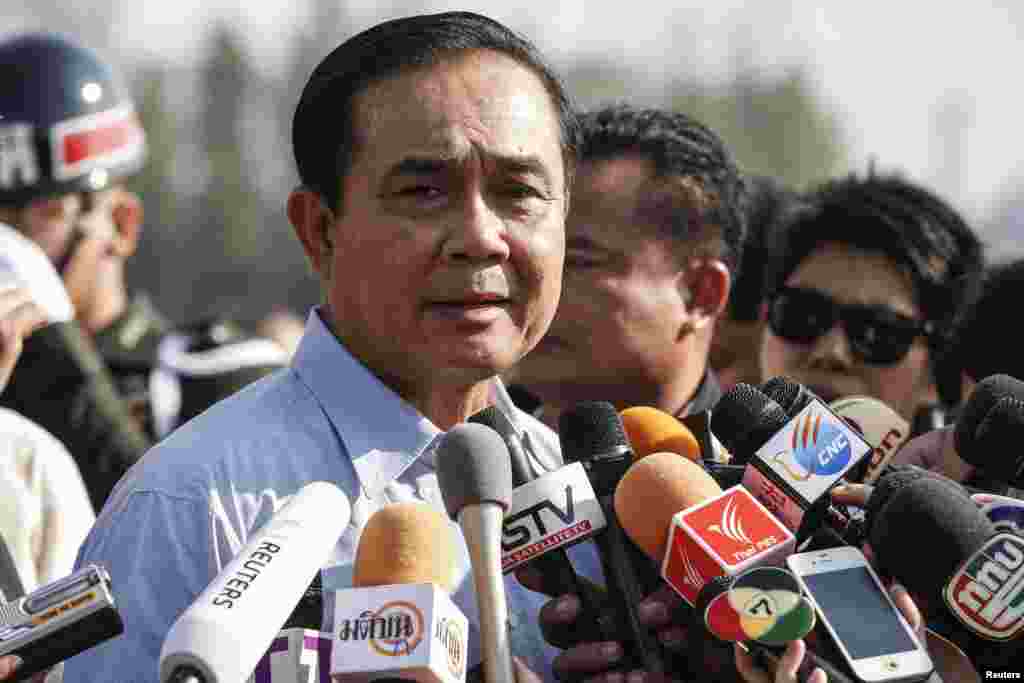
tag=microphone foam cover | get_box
[710,384,788,464]
[619,406,702,462]
[869,476,994,600]
[955,374,1024,457]
[559,401,630,464]
[436,422,513,517]
[468,405,514,438]
[613,451,722,561]
[962,396,1024,482]
[760,376,820,418]
[354,502,460,593]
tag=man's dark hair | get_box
[728,175,798,321]
[950,258,1024,383]
[767,171,986,404]
[576,104,747,273]
[292,11,579,212]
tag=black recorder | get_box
[0,564,123,680]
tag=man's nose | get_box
[807,322,855,371]
[440,192,510,263]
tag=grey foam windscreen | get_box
[436,422,513,519]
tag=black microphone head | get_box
[760,376,821,418]
[960,395,1024,485]
[866,464,934,535]
[558,401,631,464]
[869,476,994,602]
[469,406,532,486]
[437,423,513,519]
[955,374,1024,457]
[282,571,323,630]
[710,383,788,464]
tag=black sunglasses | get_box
[767,286,934,366]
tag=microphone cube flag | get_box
[330,583,468,683]
[944,532,1024,641]
[742,399,871,532]
[501,462,607,573]
[248,629,333,683]
[662,486,794,607]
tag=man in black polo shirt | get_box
[511,105,744,427]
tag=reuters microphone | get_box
[331,502,468,683]
[160,482,351,683]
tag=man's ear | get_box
[111,189,143,257]
[288,187,334,276]
[679,258,731,334]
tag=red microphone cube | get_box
[661,486,795,606]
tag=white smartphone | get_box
[787,546,933,683]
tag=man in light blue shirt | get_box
[66,11,594,683]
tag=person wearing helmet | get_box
[0,33,287,507]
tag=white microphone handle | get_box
[459,503,516,683]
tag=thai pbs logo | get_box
[771,409,853,481]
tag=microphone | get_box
[160,482,351,683]
[613,453,793,607]
[436,423,515,683]
[712,383,872,537]
[868,476,1024,648]
[468,408,603,603]
[331,502,467,683]
[619,407,701,462]
[827,396,911,484]
[559,402,668,675]
[955,375,1024,488]
[247,573,332,683]
[613,453,845,683]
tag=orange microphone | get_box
[619,407,702,462]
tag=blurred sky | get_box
[9,0,1024,225]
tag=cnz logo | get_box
[772,410,851,481]
[502,485,576,552]
[945,533,1024,640]
[338,601,425,656]
[435,616,465,678]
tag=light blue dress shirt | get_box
[64,307,602,683]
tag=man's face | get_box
[515,156,692,405]
[320,50,567,388]
[760,243,934,420]
[7,186,138,318]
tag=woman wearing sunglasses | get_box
[759,171,984,422]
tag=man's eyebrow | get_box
[493,154,552,180]
[386,157,450,177]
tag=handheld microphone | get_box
[160,482,351,683]
[613,454,843,683]
[468,408,604,606]
[713,384,872,536]
[869,476,1024,647]
[559,402,667,675]
[619,407,702,462]
[955,375,1024,488]
[331,502,467,683]
[827,396,911,484]
[436,423,515,683]
[0,563,122,680]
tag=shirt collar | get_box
[291,307,442,499]
[678,368,723,417]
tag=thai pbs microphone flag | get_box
[742,399,871,532]
[662,486,795,607]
